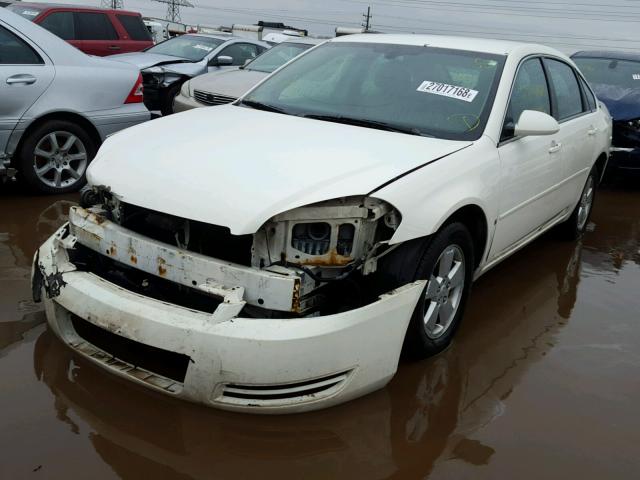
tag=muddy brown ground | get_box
[1,183,639,480]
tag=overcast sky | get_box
[35,0,640,53]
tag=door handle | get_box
[6,74,36,85]
[108,45,121,50]
[587,127,598,136]
[548,142,562,154]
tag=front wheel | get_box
[380,223,475,359]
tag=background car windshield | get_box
[243,42,505,140]
[574,57,640,90]
[246,42,313,73]
[146,35,224,61]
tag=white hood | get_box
[88,106,470,234]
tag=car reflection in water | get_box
[32,224,588,479]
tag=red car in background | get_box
[6,2,153,55]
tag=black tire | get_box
[558,169,597,240]
[18,120,97,195]
[160,83,182,116]
[379,222,475,359]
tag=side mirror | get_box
[213,55,233,66]
[514,110,560,138]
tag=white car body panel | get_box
[88,105,470,234]
[35,34,611,413]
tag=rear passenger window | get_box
[0,25,43,64]
[39,12,75,40]
[545,59,584,120]
[579,77,597,111]
[116,15,152,41]
[74,12,118,40]
[502,58,551,140]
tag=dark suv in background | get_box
[7,2,153,55]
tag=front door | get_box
[490,57,564,259]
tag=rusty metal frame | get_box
[69,206,310,312]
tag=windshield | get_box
[6,4,46,19]
[246,42,314,73]
[242,42,505,140]
[574,57,640,90]
[146,35,224,61]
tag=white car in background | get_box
[174,37,323,111]
[0,8,149,193]
[34,34,610,413]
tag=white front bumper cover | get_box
[34,218,425,414]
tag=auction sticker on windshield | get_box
[193,45,214,52]
[417,81,479,102]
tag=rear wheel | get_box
[18,120,96,194]
[558,169,596,240]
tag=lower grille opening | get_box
[71,315,190,383]
[221,371,350,403]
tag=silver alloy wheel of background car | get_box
[577,175,595,231]
[33,131,88,189]
[423,245,466,339]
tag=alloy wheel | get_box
[423,244,466,339]
[577,175,595,231]
[33,131,88,190]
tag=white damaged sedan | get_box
[33,34,611,413]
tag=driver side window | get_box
[502,58,551,141]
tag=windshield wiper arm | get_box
[303,114,428,137]
[239,99,287,114]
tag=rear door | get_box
[0,23,54,154]
[543,58,594,210]
[114,13,153,53]
[73,11,120,56]
[490,57,564,258]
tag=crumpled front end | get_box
[32,204,424,413]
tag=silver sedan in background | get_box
[174,37,323,112]
[0,8,149,194]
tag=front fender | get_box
[372,137,500,250]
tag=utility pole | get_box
[362,6,372,32]
[101,0,124,8]
[152,0,194,23]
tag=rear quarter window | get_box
[0,25,43,64]
[116,14,152,41]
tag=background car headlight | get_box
[180,80,192,98]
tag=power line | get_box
[152,0,194,22]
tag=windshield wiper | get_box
[239,99,287,114]
[303,114,429,137]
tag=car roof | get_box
[9,1,142,14]
[572,50,640,62]
[280,36,324,46]
[330,33,561,57]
